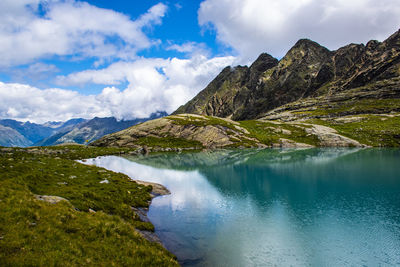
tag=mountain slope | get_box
[93,30,400,149]
[0,120,56,144]
[0,118,85,147]
[92,113,371,150]
[0,125,32,147]
[92,111,400,149]
[173,29,400,121]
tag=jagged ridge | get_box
[173,29,400,120]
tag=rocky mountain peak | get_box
[293,38,323,49]
[383,28,400,47]
[173,29,400,121]
[249,53,278,72]
[366,40,380,50]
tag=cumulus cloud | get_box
[11,63,59,84]
[199,0,400,61]
[166,41,210,56]
[57,55,236,118]
[0,82,108,123]
[0,0,167,67]
[0,55,235,123]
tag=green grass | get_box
[308,115,400,147]
[168,115,239,131]
[299,99,400,117]
[33,145,135,160]
[239,120,320,146]
[135,136,203,149]
[0,146,178,266]
[152,116,321,147]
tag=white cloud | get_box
[0,0,167,67]
[11,63,59,83]
[58,55,236,119]
[199,0,400,62]
[166,41,210,57]
[0,55,235,123]
[0,82,108,123]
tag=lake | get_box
[84,148,400,266]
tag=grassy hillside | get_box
[0,145,178,266]
[92,111,400,149]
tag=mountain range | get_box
[93,29,400,149]
[0,118,84,147]
[0,112,167,147]
[174,30,400,120]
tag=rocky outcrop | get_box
[303,124,364,147]
[92,114,266,150]
[92,113,369,149]
[135,180,171,197]
[35,195,69,204]
[173,29,400,121]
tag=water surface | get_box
[85,148,400,266]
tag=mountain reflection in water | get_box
[84,148,400,266]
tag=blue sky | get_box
[0,0,399,123]
[1,0,228,94]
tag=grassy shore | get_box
[0,145,178,266]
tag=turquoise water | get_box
[85,149,400,266]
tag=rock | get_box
[141,146,149,155]
[304,124,364,147]
[35,195,69,204]
[278,138,314,148]
[136,230,164,246]
[91,115,266,149]
[334,116,365,123]
[99,179,109,184]
[135,180,170,197]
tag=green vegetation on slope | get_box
[308,115,400,147]
[93,109,400,150]
[0,146,178,266]
[168,115,238,130]
[135,136,203,149]
[293,99,400,118]
[239,120,320,146]
[159,116,321,147]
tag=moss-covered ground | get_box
[0,145,178,266]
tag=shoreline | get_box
[133,179,171,246]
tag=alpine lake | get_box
[84,148,400,266]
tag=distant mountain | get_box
[0,119,55,144]
[0,125,32,147]
[42,118,86,129]
[173,29,400,120]
[0,118,85,147]
[35,112,168,146]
